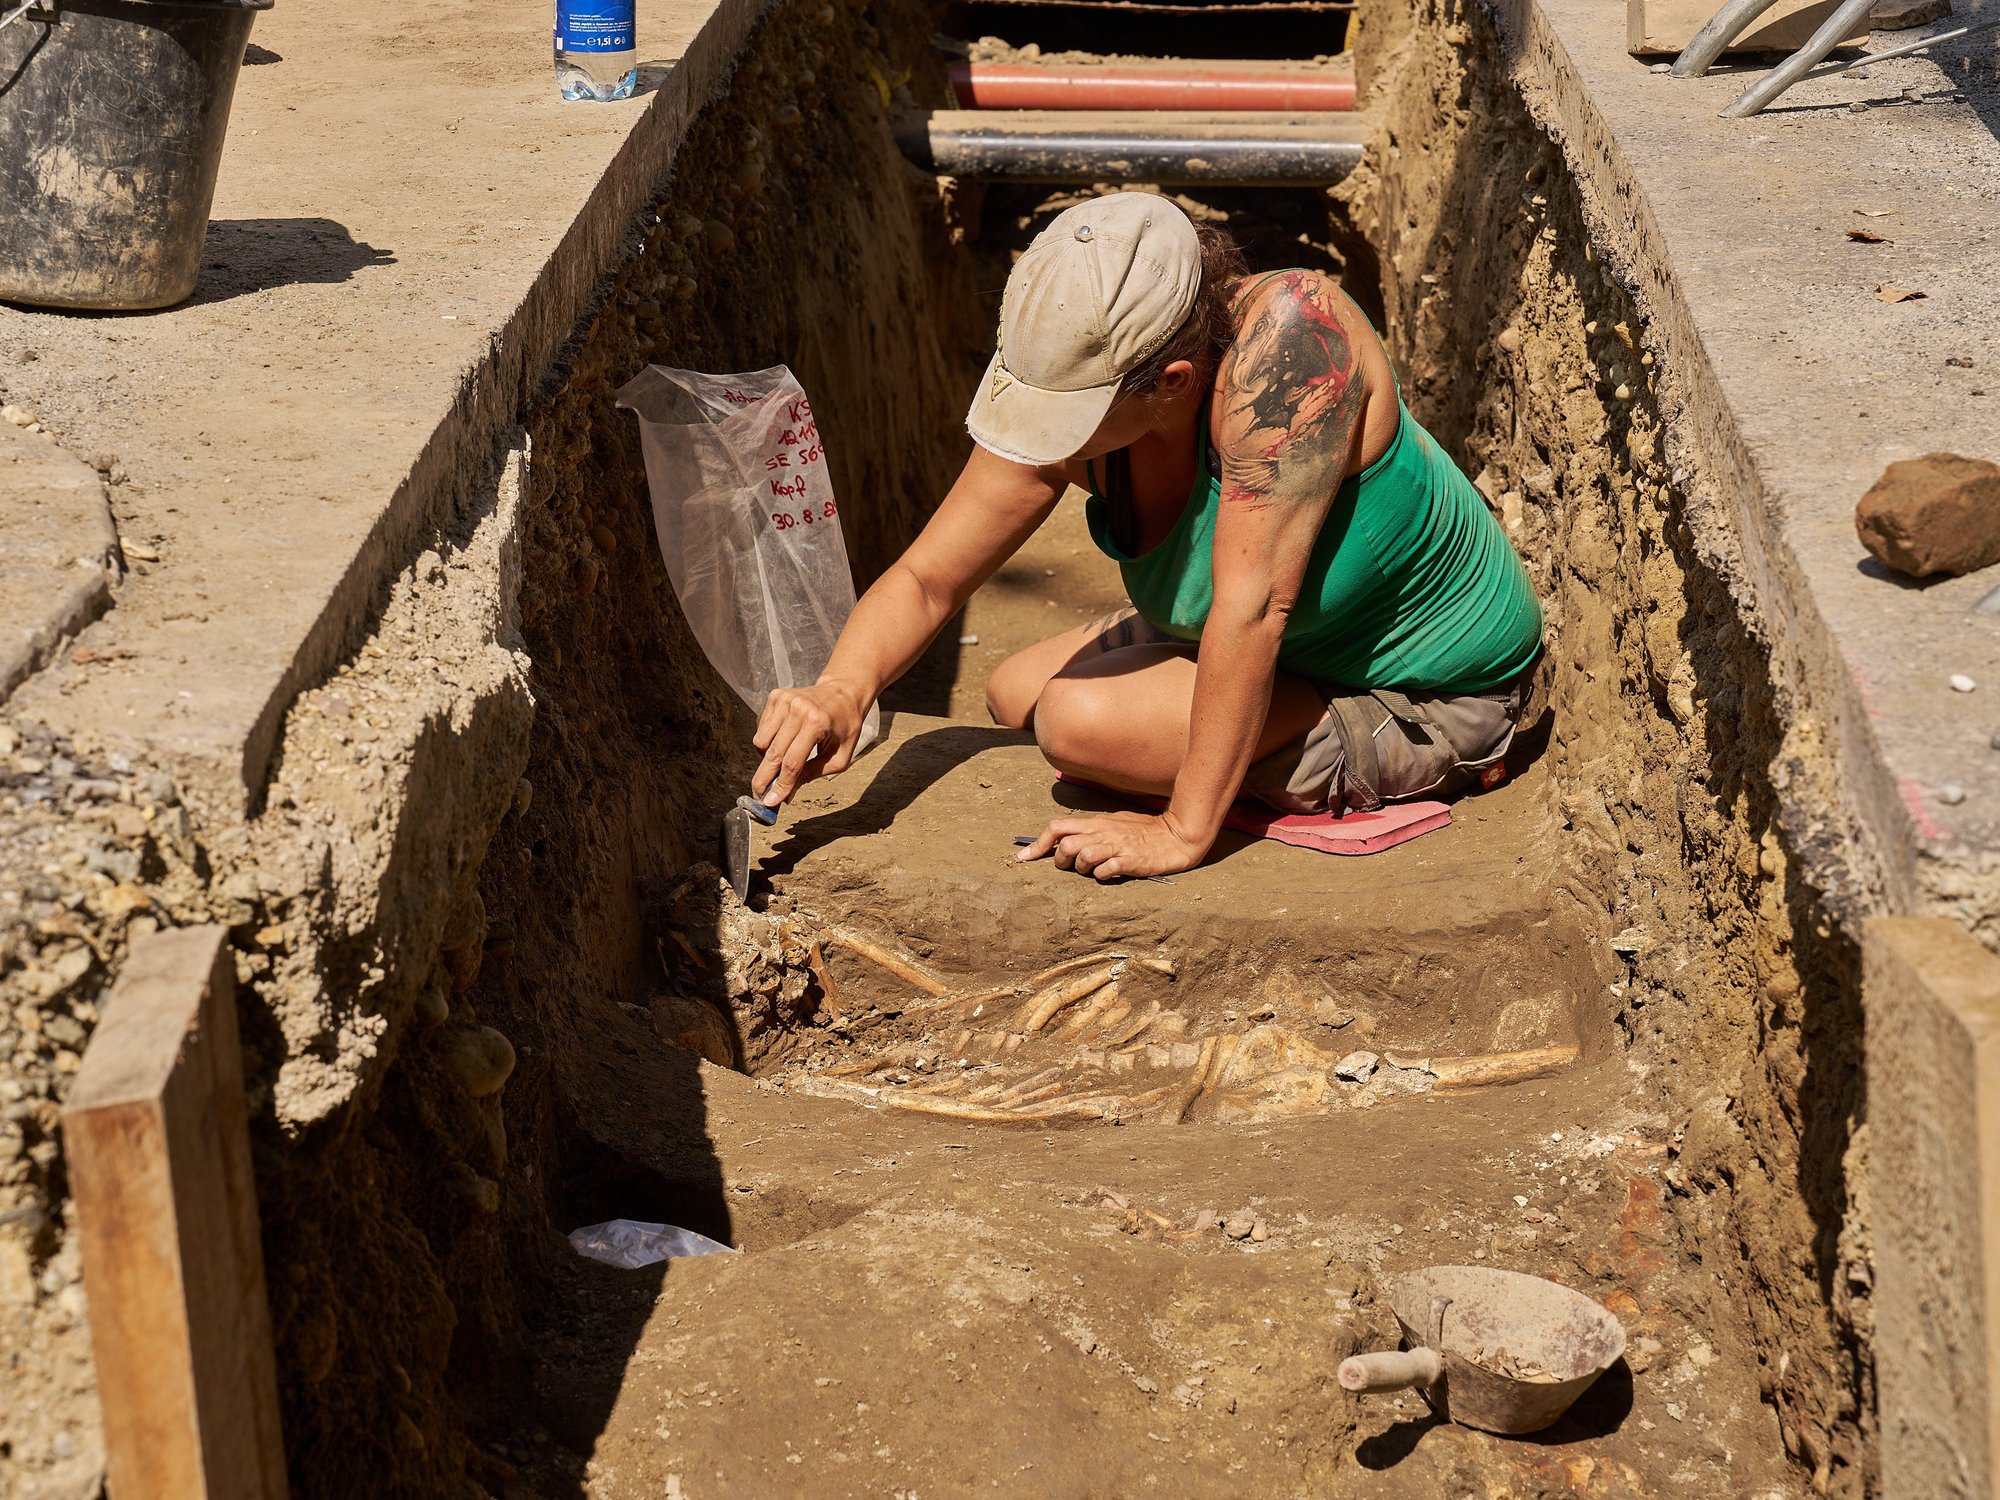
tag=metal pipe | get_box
[1820,13,2000,74]
[946,60,1357,111]
[1671,0,1788,76]
[1723,0,1882,114]
[896,109,1370,185]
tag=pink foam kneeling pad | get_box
[1054,776,1451,856]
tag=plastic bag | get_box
[568,1219,737,1268]
[616,364,879,753]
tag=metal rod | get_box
[1672,0,1789,76]
[1822,14,2000,73]
[1723,0,1882,114]
[897,109,1370,185]
[947,59,1357,111]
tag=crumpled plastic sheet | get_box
[568,1219,737,1269]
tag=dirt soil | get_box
[504,492,1801,1496]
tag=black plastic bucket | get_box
[0,0,272,310]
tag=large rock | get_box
[1856,452,2000,578]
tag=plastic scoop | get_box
[1337,1266,1626,1435]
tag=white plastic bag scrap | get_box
[568,1219,736,1269]
[616,364,879,753]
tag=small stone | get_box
[1626,1335,1665,1373]
[591,523,618,554]
[1856,453,2000,578]
[1249,1219,1269,1243]
[1334,1050,1378,1083]
[1848,100,1870,113]
[449,1162,501,1214]
[1649,60,1672,72]
[958,634,980,646]
[1952,674,1978,693]
[443,1025,516,1097]
[1938,784,1967,806]
[1222,1216,1255,1240]
[1947,356,1975,369]
[513,777,533,817]
[1989,728,2000,752]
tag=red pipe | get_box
[947,60,1357,112]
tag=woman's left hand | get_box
[1017,810,1213,882]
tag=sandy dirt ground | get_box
[500,504,1803,1499]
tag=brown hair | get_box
[1119,223,1249,398]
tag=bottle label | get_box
[556,0,635,53]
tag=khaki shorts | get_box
[1241,670,1540,816]
[1074,609,1543,817]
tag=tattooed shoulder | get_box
[1215,271,1368,509]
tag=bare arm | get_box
[1022,272,1373,880]
[1168,271,1369,843]
[753,445,1065,803]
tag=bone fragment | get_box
[1134,956,1177,977]
[823,926,952,997]
[913,982,1019,1015]
[1019,966,1121,1035]
[825,1054,890,1078]
[876,1093,1106,1124]
[1054,982,1123,1040]
[1101,1001,1161,1049]
[1026,951,1129,987]
[1428,1044,1579,1090]
[806,939,846,1021]
[1007,1081,1066,1106]
[1083,998,1133,1040]
[998,1066,1066,1103]
[1151,1036,1222,1124]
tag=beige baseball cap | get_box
[965,193,1202,467]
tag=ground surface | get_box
[516,506,1801,1499]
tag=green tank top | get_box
[1085,331,1542,695]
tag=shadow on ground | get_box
[193,218,396,306]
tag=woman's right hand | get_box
[751,680,869,808]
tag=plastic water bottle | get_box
[554,0,637,102]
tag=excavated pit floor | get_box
[511,499,1801,1498]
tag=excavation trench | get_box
[251,0,1858,1494]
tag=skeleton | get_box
[650,875,1578,1125]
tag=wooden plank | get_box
[64,926,289,1500]
[1864,917,2000,1500]
[1627,0,1869,54]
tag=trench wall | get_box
[1343,1,1870,1489]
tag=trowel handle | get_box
[1337,1347,1443,1394]
[739,794,779,827]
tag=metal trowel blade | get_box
[721,804,753,902]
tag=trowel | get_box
[720,794,778,902]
